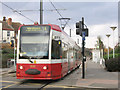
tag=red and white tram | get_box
[16,23,82,80]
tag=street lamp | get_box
[110,26,117,58]
[106,34,111,59]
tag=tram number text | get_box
[30,65,36,68]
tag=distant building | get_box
[0,17,21,46]
[0,23,2,43]
[118,2,120,48]
[92,49,100,63]
[0,23,2,49]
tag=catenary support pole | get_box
[40,0,43,24]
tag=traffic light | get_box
[76,21,82,35]
[76,19,89,37]
[80,28,89,37]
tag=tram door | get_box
[67,50,70,72]
[62,42,68,73]
[68,47,72,72]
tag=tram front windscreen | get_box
[19,25,50,59]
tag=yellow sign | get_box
[34,60,36,64]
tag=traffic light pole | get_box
[82,33,86,79]
[82,17,85,79]
[70,29,71,37]
[76,17,88,79]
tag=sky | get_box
[0,0,119,48]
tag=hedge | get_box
[105,56,120,72]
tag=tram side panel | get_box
[61,33,69,76]
[51,62,62,79]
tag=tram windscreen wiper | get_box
[19,55,30,59]
[28,58,33,63]
[19,55,34,63]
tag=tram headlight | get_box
[20,53,23,56]
[43,66,47,70]
[19,66,23,70]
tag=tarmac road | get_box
[1,60,119,90]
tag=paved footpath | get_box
[0,66,15,76]
[75,60,119,89]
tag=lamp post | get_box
[106,34,111,59]
[110,27,117,58]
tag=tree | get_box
[97,36,104,50]
[97,36,105,58]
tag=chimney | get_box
[3,16,6,21]
[7,18,12,25]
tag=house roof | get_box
[0,21,13,30]
[0,20,21,31]
[12,22,21,31]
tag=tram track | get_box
[37,81,51,90]
[18,79,52,89]
[1,79,52,89]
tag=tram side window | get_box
[62,43,67,59]
[51,40,61,59]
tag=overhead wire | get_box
[49,0,63,18]
[1,1,77,35]
[49,0,79,39]
[49,1,81,43]
[49,0,75,31]
[0,1,35,23]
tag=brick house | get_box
[0,17,21,48]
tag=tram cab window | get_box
[51,40,62,59]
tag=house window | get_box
[7,31,10,36]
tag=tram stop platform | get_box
[46,60,119,90]
[75,60,119,89]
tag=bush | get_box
[2,48,14,54]
[105,56,120,72]
[2,48,16,68]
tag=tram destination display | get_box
[20,25,50,33]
